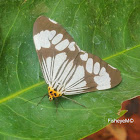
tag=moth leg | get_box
[22,95,45,105]
[54,98,65,113]
[62,95,87,108]
[37,94,48,106]
[54,98,59,113]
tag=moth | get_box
[33,16,122,102]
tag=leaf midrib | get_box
[0,81,45,104]
[0,44,139,104]
[103,44,140,60]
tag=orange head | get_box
[48,86,62,101]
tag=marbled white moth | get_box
[33,16,122,102]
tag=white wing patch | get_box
[108,64,116,69]
[66,66,85,89]
[80,53,88,61]
[68,42,75,51]
[46,57,52,81]
[42,58,49,84]
[33,30,51,50]
[53,60,68,83]
[63,65,76,87]
[93,62,100,75]
[49,18,57,24]
[68,81,86,90]
[49,30,56,40]
[57,60,74,86]
[94,67,111,90]
[86,58,93,73]
[52,52,67,81]
[52,33,63,45]
[55,39,69,51]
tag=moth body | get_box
[48,86,62,101]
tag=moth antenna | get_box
[22,95,45,104]
[61,95,87,108]
[37,94,48,106]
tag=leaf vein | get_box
[50,0,62,18]
[0,9,20,58]
[103,44,140,60]
[123,53,140,61]
[4,104,46,128]
[0,81,45,104]
[70,0,86,33]
[16,44,22,89]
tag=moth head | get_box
[48,86,62,101]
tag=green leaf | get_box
[0,0,140,139]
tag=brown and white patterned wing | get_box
[33,16,80,86]
[64,52,122,95]
[33,16,122,95]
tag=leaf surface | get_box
[0,0,140,139]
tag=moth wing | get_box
[33,16,122,95]
[33,16,80,86]
[64,52,122,95]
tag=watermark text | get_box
[108,118,134,124]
